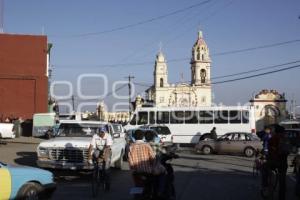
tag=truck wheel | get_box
[115,150,124,170]
[17,182,42,200]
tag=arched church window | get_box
[160,78,164,87]
[197,52,200,60]
[200,69,206,83]
[202,54,204,61]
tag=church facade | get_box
[146,31,212,107]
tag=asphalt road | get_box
[0,142,298,200]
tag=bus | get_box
[124,106,256,144]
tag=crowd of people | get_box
[85,123,299,200]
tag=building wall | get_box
[154,84,212,107]
[250,89,287,131]
[0,33,48,120]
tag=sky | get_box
[2,0,300,113]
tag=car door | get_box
[224,133,242,154]
[216,133,233,153]
[230,133,247,154]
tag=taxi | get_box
[0,161,56,200]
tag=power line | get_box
[212,60,300,80]
[212,64,300,85]
[213,39,300,56]
[133,82,152,87]
[49,0,212,38]
[53,38,300,68]
[133,62,300,86]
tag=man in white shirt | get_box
[88,126,112,166]
[88,126,113,190]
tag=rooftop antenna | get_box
[0,0,4,33]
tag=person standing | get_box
[261,125,290,200]
[210,127,217,140]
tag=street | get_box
[0,141,298,200]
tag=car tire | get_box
[244,147,255,157]
[202,145,212,155]
[16,182,42,200]
[115,150,124,170]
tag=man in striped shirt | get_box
[128,129,155,174]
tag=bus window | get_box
[149,111,156,124]
[229,110,241,124]
[157,111,170,124]
[185,111,198,124]
[214,111,229,124]
[130,114,137,125]
[242,110,249,123]
[170,111,184,124]
[199,111,213,124]
[137,112,148,125]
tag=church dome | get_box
[193,31,207,48]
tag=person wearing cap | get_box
[88,126,113,190]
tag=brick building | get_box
[0,33,48,120]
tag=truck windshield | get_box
[57,123,103,137]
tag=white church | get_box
[145,31,212,107]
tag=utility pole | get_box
[125,75,134,117]
[71,95,75,112]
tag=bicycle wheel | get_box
[92,166,100,197]
[270,170,278,200]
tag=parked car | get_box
[0,123,15,138]
[284,129,300,153]
[0,161,56,199]
[36,120,126,170]
[195,132,262,157]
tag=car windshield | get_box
[247,134,259,141]
[57,123,104,137]
[150,126,171,135]
[112,124,122,133]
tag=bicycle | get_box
[253,150,264,177]
[261,165,279,200]
[91,158,109,198]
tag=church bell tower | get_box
[154,51,169,88]
[191,31,211,86]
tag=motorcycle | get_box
[130,146,179,200]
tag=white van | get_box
[0,123,15,138]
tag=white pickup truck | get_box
[0,123,15,138]
[36,120,126,170]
